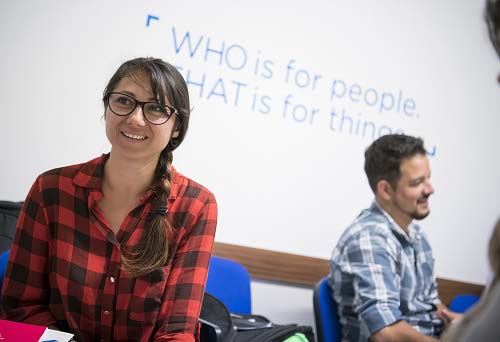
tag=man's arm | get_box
[338,227,441,341]
[370,320,438,341]
[337,229,405,337]
[369,299,461,341]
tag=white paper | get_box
[38,328,74,342]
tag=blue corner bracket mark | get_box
[426,146,436,157]
[146,15,159,27]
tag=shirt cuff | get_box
[433,297,442,305]
[154,332,195,342]
[360,303,402,335]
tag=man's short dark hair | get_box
[486,0,500,58]
[364,134,427,193]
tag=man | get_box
[330,134,458,342]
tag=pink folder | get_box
[0,319,47,342]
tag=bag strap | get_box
[200,293,238,342]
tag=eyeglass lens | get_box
[108,93,174,124]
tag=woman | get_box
[0,57,217,341]
[440,218,500,342]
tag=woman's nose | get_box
[126,105,146,126]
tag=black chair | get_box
[0,201,23,254]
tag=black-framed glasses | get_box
[106,92,178,125]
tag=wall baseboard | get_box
[213,242,485,305]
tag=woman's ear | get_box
[168,127,181,149]
[171,118,182,138]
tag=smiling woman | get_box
[0,57,218,342]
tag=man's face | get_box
[390,154,435,222]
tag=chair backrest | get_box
[313,276,341,342]
[449,294,481,313]
[0,249,10,297]
[205,256,252,314]
[0,201,22,255]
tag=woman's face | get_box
[105,72,178,162]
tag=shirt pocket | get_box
[129,268,167,324]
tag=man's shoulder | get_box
[356,207,391,228]
[340,208,393,242]
[331,208,401,266]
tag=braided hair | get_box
[103,57,190,277]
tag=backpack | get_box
[0,201,23,254]
[200,293,315,342]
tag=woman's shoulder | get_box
[37,155,106,188]
[171,168,216,204]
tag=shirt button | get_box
[104,310,111,316]
[110,276,115,283]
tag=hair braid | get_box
[104,57,190,277]
[121,149,174,277]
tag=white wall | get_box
[1,0,499,327]
[252,281,315,328]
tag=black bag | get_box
[0,201,22,254]
[200,293,315,342]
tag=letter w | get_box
[172,27,203,57]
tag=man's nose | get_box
[424,180,435,195]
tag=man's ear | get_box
[377,180,394,201]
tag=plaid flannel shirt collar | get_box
[371,200,420,243]
[72,153,180,200]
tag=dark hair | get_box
[486,0,500,58]
[489,218,500,286]
[364,134,426,193]
[103,57,190,277]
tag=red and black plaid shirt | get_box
[0,154,217,341]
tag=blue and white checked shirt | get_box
[330,201,443,342]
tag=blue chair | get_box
[449,294,480,313]
[205,256,252,314]
[0,249,10,297]
[313,276,341,342]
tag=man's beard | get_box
[393,194,431,221]
[411,194,431,220]
[411,209,430,221]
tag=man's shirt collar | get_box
[371,200,419,242]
